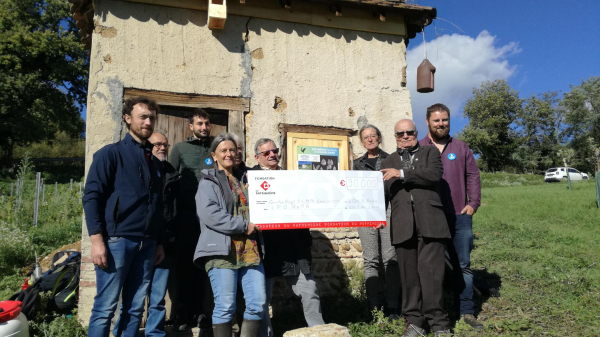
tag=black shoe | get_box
[198,314,214,337]
[461,314,484,330]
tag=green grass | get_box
[350,179,600,336]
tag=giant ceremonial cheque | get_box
[248,170,387,230]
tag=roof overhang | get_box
[70,0,435,50]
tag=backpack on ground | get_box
[40,251,81,311]
[9,280,42,319]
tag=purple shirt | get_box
[419,135,481,215]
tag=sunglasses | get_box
[260,148,279,156]
[395,130,416,138]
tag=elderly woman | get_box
[194,133,265,337]
[353,124,400,320]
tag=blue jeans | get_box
[113,256,172,337]
[207,264,266,324]
[88,237,156,337]
[447,214,475,315]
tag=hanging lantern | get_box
[417,58,436,93]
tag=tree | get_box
[0,0,88,165]
[513,91,562,173]
[561,76,600,172]
[457,80,523,172]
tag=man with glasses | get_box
[251,138,325,337]
[169,109,214,333]
[381,119,452,337]
[419,104,483,330]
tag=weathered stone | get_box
[282,324,351,337]
[334,233,347,239]
[351,240,362,252]
[340,242,350,251]
[331,243,339,252]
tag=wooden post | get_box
[33,172,41,226]
[10,182,13,197]
[70,178,73,191]
[563,158,571,190]
[55,182,58,201]
[596,172,600,208]
[42,184,46,203]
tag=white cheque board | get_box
[248,170,386,230]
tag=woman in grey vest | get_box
[353,124,400,320]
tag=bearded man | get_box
[169,109,215,332]
[84,97,165,337]
[419,103,483,329]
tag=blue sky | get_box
[407,0,600,137]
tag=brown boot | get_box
[213,321,233,337]
[461,314,484,330]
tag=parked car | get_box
[545,167,589,182]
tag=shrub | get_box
[0,221,34,276]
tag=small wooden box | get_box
[208,0,227,29]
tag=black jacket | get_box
[381,146,450,245]
[353,150,389,171]
[250,164,313,278]
[163,161,181,255]
[83,133,164,242]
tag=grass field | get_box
[464,180,600,336]
[350,179,600,336]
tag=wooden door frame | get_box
[278,123,357,170]
[123,88,250,149]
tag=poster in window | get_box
[297,146,339,170]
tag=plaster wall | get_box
[80,0,412,325]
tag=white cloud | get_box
[406,30,520,135]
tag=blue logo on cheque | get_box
[205,158,213,165]
[447,153,456,161]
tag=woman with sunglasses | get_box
[194,133,265,337]
[353,124,400,321]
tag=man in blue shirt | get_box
[83,97,165,337]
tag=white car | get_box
[545,167,589,182]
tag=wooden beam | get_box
[124,88,251,112]
[228,110,246,150]
[117,0,407,36]
[279,123,357,137]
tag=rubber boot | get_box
[240,319,261,337]
[213,321,233,337]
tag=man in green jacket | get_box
[169,109,214,332]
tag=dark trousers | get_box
[395,222,449,332]
[174,208,213,324]
[446,214,475,315]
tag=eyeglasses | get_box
[395,130,416,138]
[153,142,170,149]
[259,148,279,156]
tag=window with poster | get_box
[279,124,356,171]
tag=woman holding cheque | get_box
[353,125,401,320]
[194,133,265,337]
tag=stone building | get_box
[72,0,435,326]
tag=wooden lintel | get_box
[117,0,407,36]
[279,123,357,137]
[124,88,251,112]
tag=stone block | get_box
[282,324,351,337]
[351,240,362,252]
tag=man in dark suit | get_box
[381,119,451,337]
